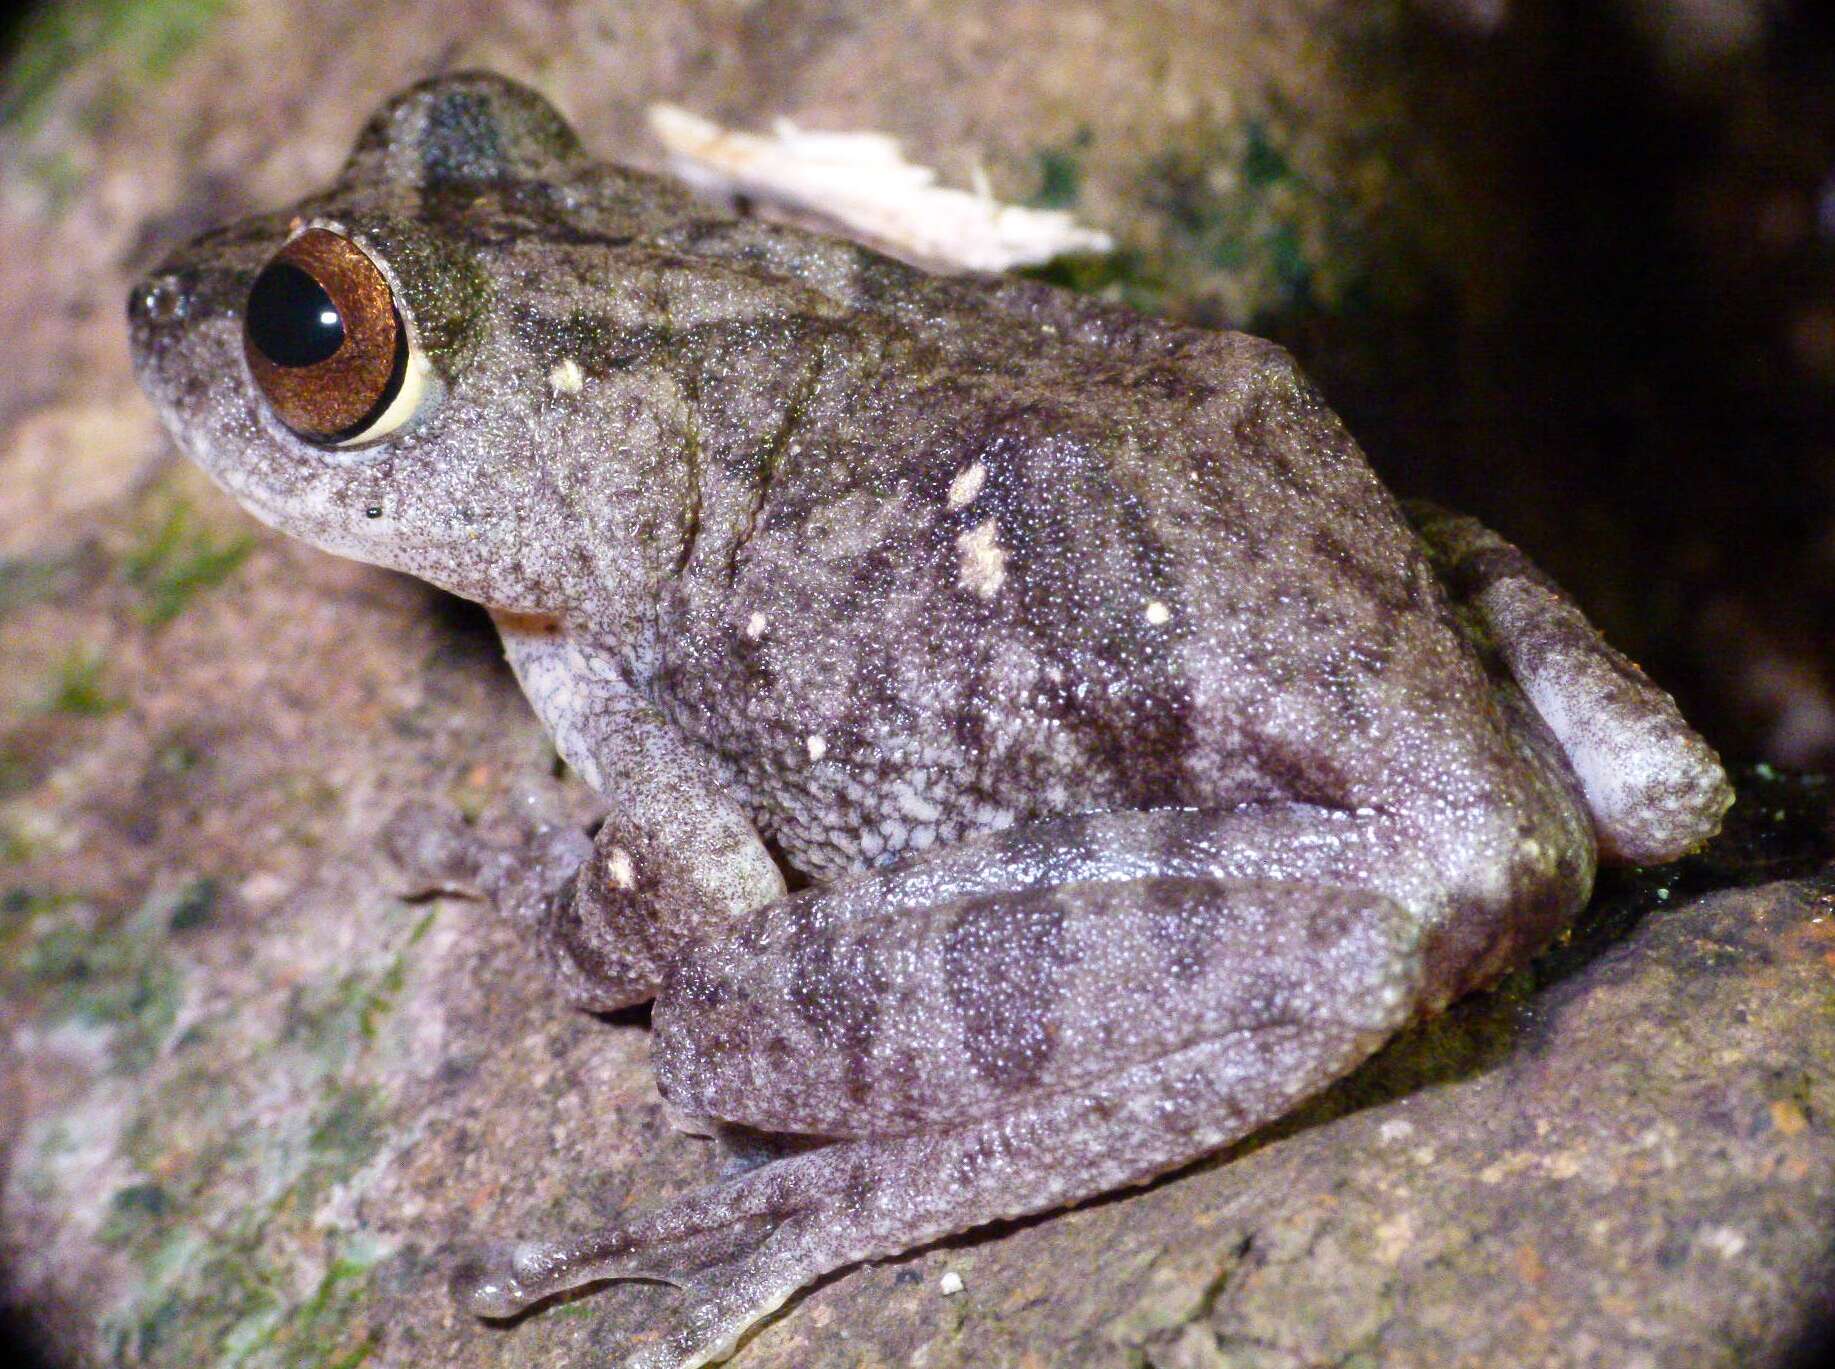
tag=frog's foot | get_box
[451,1176,819,1369]
[1406,501,1733,864]
[383,797,593,916]
[382,798,639,1009]
[383,796,590,910]
[452,872,1424,1368]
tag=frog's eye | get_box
[243,228,424,445]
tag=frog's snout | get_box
[125,267,208,396]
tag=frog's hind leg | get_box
[456,1031,1389,1368]
[451,864,1424,1368]
[1406,501,1732,864]
[453,1010,1412,1369]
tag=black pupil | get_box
[246,261,344,367]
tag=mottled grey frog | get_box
[128,72,1733,1368]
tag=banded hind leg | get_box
[450,799,1570,1366]
[457,997,1405,1369]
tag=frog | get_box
[126,72,1733,1369]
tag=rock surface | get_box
[4,2,1835,1366]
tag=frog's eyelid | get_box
[335,348,433,447]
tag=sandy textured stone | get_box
[4,3,1834,1367]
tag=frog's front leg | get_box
[485,613,786,1009]
[453,803,1450,1368]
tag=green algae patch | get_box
[269,1250,384,1369]
[0,549,86,620]
[2,887,78,949]
[1029,129,1095,210]
[166,876,218,932]
[0,0,229,133]
[1022,111,1419,338]
[79,902,438,1368]
[100,1181,174,1247]
[0,820,34,863]
[308,1087,386,1169]
[122,499,254,626]
[45,645,121,715]
[1021,247,1167,315]
[1137,116,1349,324]
[17,884,186,1073]
[281,908,439,1056]
[109,1226,385,1368]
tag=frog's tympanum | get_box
[129,73,1733,1368]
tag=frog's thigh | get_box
[490,613,785,1007]
[1406,502,1732,864]
[656,876,1421,1137]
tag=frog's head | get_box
[128,71,683,616]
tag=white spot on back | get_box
[1145,599,1171,625]
[606,848,636,889]
[548,358,584,394]
[957,518,1007,598]
[745,611,768,639]
[939,1271,965,1296]
[806,734,828,761]
[1699,1225,1747,1260]
[947,461,986,509]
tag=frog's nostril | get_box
[128,273,191,328]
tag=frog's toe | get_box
[383,800,486,895]
[449,1240,540,1318]
[450,1193,807,1368]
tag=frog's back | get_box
[652,268,1504,878]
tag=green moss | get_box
[14,885,186,1072]
[0,824,33,864]
[1029,129,1094,210]
[279,907,438,1059]
[6,889,81,946]
[359,908,435,1039]
[100,1181,173,1246]
[0,549,83,620]
[167,877,218,932]
[1239,119,1292,189]
[260,1246,384,1369]
[97,956,180,1070]
[1266,222,1316,305]
[1134,115,1376,329]
[191,1248,286,1362]
[129,1290,189,1362]
[0,0,229,133]
[1019,247,1168,315]
[46,646,121,715]
[107,1166,392,1364]
[0,747,36,802]
[123,500,253,626]
[0,888,77,960]
[79,899,435,1364]
[308,1087,382,1165]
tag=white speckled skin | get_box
[127,74,1733,1367]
